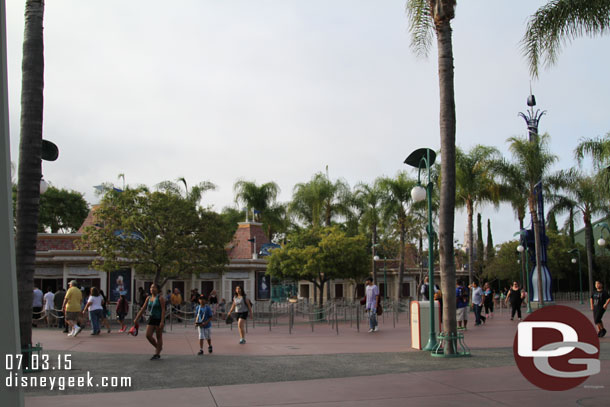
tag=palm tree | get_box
[233,179,280,238]
[290,172,351,228]
[156,178,216,207]
[15,0,45,357]
[407,0,458,347]
[507,134,558,305]
[575,134,610,208]
[379,172,417,299]
[455,145,502,287]
[354,180,384,284]
[522,0,610,77]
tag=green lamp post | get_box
[405,148,437,351]
[516,243,533,314]
[567,248,583,305]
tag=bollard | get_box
[335,303,339,335]
[356,303,360,332]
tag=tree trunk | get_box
[529,195,544,306]
[435,14,458,352]
[466,201,474,288]
[519,216,526,292]
[372,225,377,285]
[398,220,406,299]
[584,215,595,296]
[16,0,45,356]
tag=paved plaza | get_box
[21,302,610,406]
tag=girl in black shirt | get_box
[591,281,610,338]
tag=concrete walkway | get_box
[21,301,610,406]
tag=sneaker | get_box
[598,330,603,337]
[67,331,74,337]
[368,329,374,333]
[73,326,82,337]
[208,346,213,354]
[239,338,246,344]
[602,329,607,338]
[107,328,111,333]
[118,327,126,333]
[373,327,379,332]
[150,354,161,360]
[197,349,204,356]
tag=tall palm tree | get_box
[354,180,384,284]
[290,172,351,228]
[379,172,417,299]
[407,0,458,347]
[156,178,216,207]
[522,0,610,77]
[15,0,45,355]
[233,179,280,238]
[507,134,558,304]
[575,134,610,208]
[548,169,606,295]
[455,145,501,287]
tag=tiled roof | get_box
[227,222,270,260]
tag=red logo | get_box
[513,305,600,391]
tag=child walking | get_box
[195,295,213,355]
[116,294,129,332]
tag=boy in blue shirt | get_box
[195,295,213,355]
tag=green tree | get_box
[290,172,351,228]
[507,134,558,304]
[267,227,369,306]
[547,211,559,234]
[407,0,459,349]
[548,169,606,294]
[353,180,384,284]
[233,179,282,237]
[31,186,89,233]
[486,218,495,262]
[522,0,610,77]
[455,145,501,287]
[575,133,610,208]
[475,213,485,282]
[79,186,229,288]
[15,0,45,354]
[483,241,521,284]
[379,172,417,299]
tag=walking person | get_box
[194,295,213,355]
[483,282,494,319]
[54,287,67,332]
[32,286,44,327]
[99,290,112,333]
[170,288,183,322]
[226,286,253,344]
[134,283,166,360]
[82,287,104,335]
[591,280,610,338]
[137,287,147,323]
[43,287,55,327]
[116,294,129,332]
[506,281,525,321]
[62,280,83,337]
[456,280,469,330]
[364,277,380,333]
[420,276,430,301]
[471,281,486,326]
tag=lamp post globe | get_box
[571,258,577,264]
[40,178,49,194]
[598,238,607,247]
[373,255,380,261]
[411,185,426,203]
[517,245,524,253]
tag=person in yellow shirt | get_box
[170,288,183,322]
[62,280,83,337]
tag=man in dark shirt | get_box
[591,280,610,338]
[54,287,67,331]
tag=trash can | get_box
[411,300,441,350]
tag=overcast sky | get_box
[5,0,610,245]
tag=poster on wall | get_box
[256,271,271,301]
[109,268,131,302]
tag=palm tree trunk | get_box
[435,14,458,352]
[16,0,45,357]
[530,196,544,306]
[519,216,527,291]
[467,201,474,288]
[584,215,595,296]
[398,221,406,299]
[372,226,378,285]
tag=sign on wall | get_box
[109,268,131,302]
[256,271,270,301]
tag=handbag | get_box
[360,297,366,306]
[225,314,234,324]
[376,304,383,316]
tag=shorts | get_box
[594,308,605,324]
[198,326,212,340]
[65,311,80,322]
[456,307,468,321]
[235,312,248,320]
[148,317,162,326]
[117,312,127,321]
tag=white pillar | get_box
[0,0,24,403]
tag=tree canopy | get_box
[79,186,230,288]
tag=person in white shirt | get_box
[82,287,104,335]
[32,287,44,327]
[43,287,55,327]
[365,277,380,333]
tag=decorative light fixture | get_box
[410,185,427,203]
[40,177,49,194]
[517,245,524,253]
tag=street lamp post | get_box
[517,244,533,313]
[405,148,437,351]
[373,254,388,301]
[568,249,583,305]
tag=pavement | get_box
[13,301,610,406]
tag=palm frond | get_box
[406,0,434,57]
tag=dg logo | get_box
[513,305,600,391]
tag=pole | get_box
[525,245,532,314]
[423,149,438,351]
[383,257,387,301]
[577,250,583,305]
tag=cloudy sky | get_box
[5,0,610,245]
